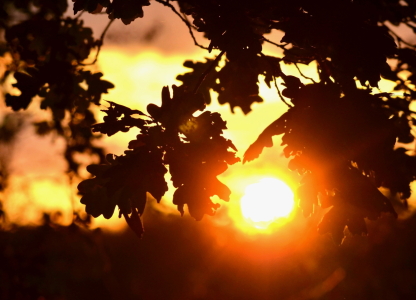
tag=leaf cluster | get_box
[73,0,150,24]
[169,0,416,242]
[244,82,416,244]
[78,86,239,236]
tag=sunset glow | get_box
[1,46,307,233]
[240,178,295,229]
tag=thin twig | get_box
[260,53,293,107]
[181,10,198,30]
[193,50,225,94]
[273,75,293,108]
[294,63,316,83]
[79,19,114,66]
[155,0,208,50]
[262,37,288,50]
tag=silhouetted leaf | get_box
[243,112,289,163]
[176,59,217,104]
[92,101,147,136]
[82,71,115,105]
[73,0,110,14]
[123,208,144,237]
[6,70,42,111]
[79,145,168,227]
[214,58,263,114]
[106,0,150,24]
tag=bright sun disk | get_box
[240,178,295,229]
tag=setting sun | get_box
[240,178,295,229]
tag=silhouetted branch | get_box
[181,9,198,30]
[262,37,288,50]
[294,63,316,83]
[155,0,208,50]
[273,75,293,108]
[80,19,114,66]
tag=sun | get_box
[240,178,295,229]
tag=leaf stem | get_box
[193,50,225,94]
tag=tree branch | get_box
[294,63,316,83]
[79,19,114,66]
[155,0,208,50]
[262,37,288,50]
[273,75,293,108]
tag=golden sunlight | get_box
[240,178,295,229]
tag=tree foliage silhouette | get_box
[1,0,416,243]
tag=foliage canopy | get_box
[1,0,416,244]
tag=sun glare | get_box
[240,178,295,229]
